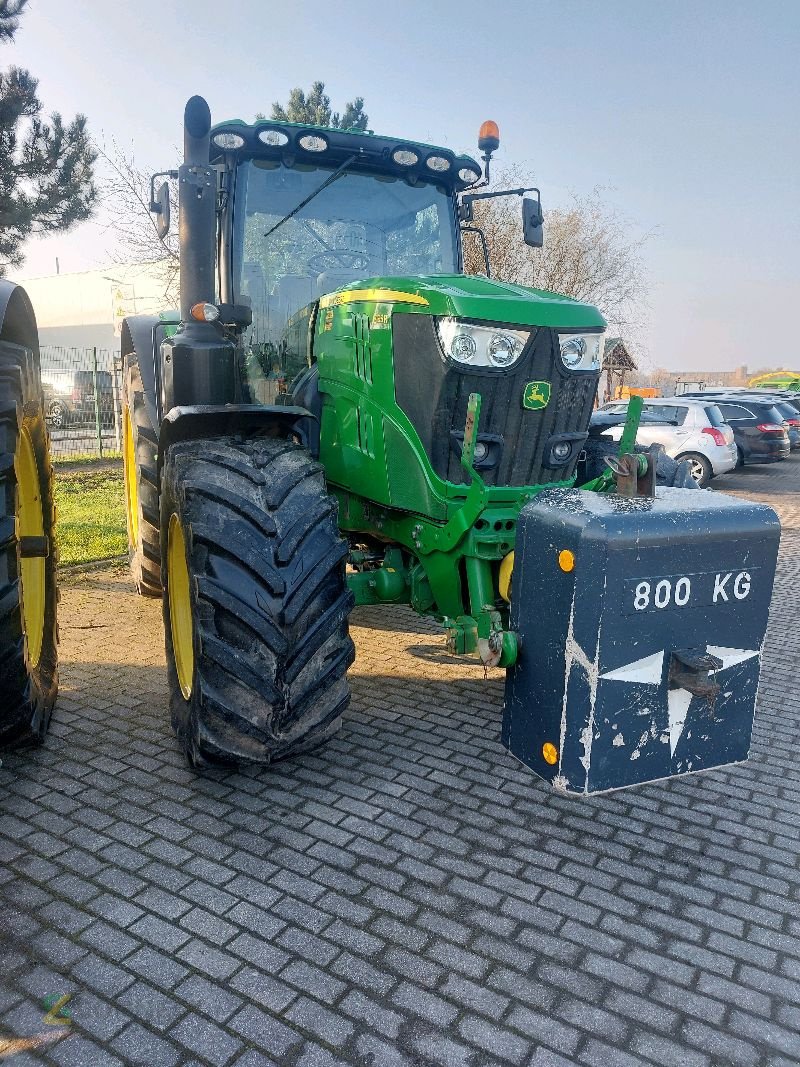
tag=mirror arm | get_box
[149,170,179,213]
[462,185,540,210]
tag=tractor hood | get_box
[319,274,606,330]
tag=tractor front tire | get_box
[160,436,355,768]
[122,354,162,596]
[0,341,58,747]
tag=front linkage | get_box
[345,394,648,671]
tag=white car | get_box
[599,397,738,487]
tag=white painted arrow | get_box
[600,651,664,685]
[599,645,761,759]
[706,645,760,670]
[667,687,693,756]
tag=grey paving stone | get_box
[392,980,459,1026]
[117,980,187,1030]
[111,1021,182,1066]
[231,1052,279,1067]
[170,1012,243,1066]
[228,1004,303,1058]
[506,1005,581,1058]
[133,885,192,921]
[285,996,355,1047]
[407,1026,477,1067]
[72,991,131,1041]
[49,1034,127,1067]
[124,946,190,991]
[458,1013,531,1064]
[682,1018,762,1066]
[281,959,346,1003]
[229,967,298,1013]
[71,955,136,998]
[340,989,404,1039]
[176,938,239,979]
[174,973,243,1023]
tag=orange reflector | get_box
[542,742,558,765]
[190,302,219,322]
[558,549,575,572]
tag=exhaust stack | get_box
[179,96,215,322]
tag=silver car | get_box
[600,398,738,487]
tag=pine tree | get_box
[0,0,96,273]
[260,81,369,131]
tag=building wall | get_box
[16,263,171,353]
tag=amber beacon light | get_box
[478,120,500,154]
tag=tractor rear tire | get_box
[0,341,59,747]
[160,436,355,768]
[122,353,162,596]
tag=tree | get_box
[262,81,368,131]
[94,140,179,304]
[0,0,96,274]
[463,165,650,336]
[0,0,25,41]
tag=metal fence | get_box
[40,346,123,460]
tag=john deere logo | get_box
[523,381,551,410]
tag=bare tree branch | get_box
[464,165,652,338]
[93,138,179,305]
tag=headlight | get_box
[558,331,605,372]
[436,318,530,369]
[212,132,246,150]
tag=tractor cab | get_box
[209,121,477,349]
[156,113,542,401]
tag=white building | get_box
[17,262,174,353]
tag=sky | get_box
[6,0,799,372]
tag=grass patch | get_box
[54,466,127,567]
[52,450,122,465]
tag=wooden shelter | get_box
[602,337,637,404]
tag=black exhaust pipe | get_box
[179,96,215,321]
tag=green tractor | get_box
[121,97,779,793]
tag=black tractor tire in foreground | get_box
[0,341,58,747]
[122,354,162,596]
[581,436,701,489]
[160,436,356,768]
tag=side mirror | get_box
[151,181,171,240]
[522,195,543,248]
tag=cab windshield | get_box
[233,159,458,347]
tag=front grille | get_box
[392,315,600,487]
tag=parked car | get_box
[598,397,737,487]
[770,400,800,449]
[41,369,116,429]
[710,398,791,465]
[680,390,800,451]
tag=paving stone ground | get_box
[1,457,799,1067]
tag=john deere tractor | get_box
[122,97,779,793]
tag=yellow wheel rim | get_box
[167,512,194,699]
[15,425,46,668]
[122,406,139,549]
[499,550,514,605]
